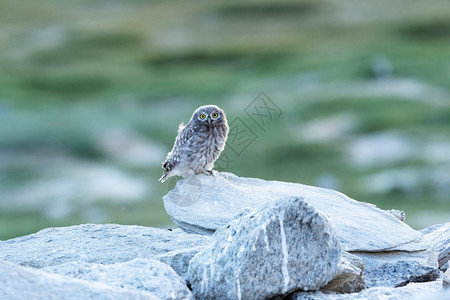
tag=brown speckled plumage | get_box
[159,105,229,182]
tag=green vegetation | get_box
[0,0,449,240]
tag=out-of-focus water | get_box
[0,0,449,239]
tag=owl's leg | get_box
[196,169,215,176]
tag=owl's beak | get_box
[207,117,212,124]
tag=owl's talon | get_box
[203,170,215,176]
[194,170,213,176]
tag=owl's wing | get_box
[162,123,196,172]
[174,123,195,148]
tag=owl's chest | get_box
[190,127,224,149]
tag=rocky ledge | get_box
[1,172,449,299]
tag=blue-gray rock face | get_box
[43,258,193,300]
[188,196,342,300]
[163,172,427,252]
[353,248,439,288]
[363,260,441,288]
[0,260,157,300]
[0,224,210,281]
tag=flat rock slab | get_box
[0,224,210,280]
[421,223,450,267]
[0,260,156,300]
[188,197,342,299]
[164,172,426,252]
[43,258,193,300]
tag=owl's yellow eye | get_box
[212,112,219,118]
[199,114,206,120]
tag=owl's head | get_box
[193,105,227,127]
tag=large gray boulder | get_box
[163,172,427,252]
[421,223,450,268]
[43,258,193,300]
[0,260,156,300]
[188,196,342,299]
[0,224,210,280]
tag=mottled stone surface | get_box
[43,258,193,300]
[188,196,341,299]
[0,260,156,300]
[0,224,210,280]
[363,260,440,288]
[352,248,439,288]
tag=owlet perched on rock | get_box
[159,105,229,183]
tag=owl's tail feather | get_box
[158,173,168,183]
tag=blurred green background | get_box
[1,0,449,240]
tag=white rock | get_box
[0,260,156,300]
[421,223,450,268]
[43,258,193,300]
[0,224,210,281]
[163,172,427,252]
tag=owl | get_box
[159,105,229,183]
